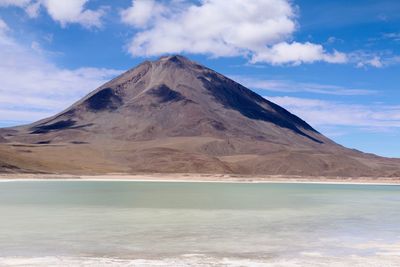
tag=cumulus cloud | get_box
[231,76,375,95]
[0,0,105,28]
[0,19,121,125]
[251,42,347,65]
[41,0,105,28]
[120,0,166,28]
[121,0,347,65]
[268,96,400,128]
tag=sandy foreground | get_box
[0,173,400,185]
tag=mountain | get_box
[1,55,399,177]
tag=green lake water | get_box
[0,181,399,266]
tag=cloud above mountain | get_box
[121,0,347,65]
[0,0,106,28]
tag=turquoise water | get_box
[0,181,399,266]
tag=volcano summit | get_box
[0,55,399,177]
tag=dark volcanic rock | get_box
[30,120,92,134]
[31,120,76,134]
[199,73,322,143]
[85,88,122,112]
[148,84,185,103]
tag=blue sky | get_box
[0,0,399,157]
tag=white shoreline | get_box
[0,174,399,186]
[1,254,400,267]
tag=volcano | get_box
[1,55,399,176]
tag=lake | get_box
[0,181,399,266]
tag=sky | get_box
[0,0,399,158]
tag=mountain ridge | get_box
[0,55,399,177]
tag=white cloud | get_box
[231,76,375,95]
[267,96,400,128]
[41,0,105,28]
[0,19,121,125]
[25,1,40,18]
[355,55,383,68]
[251,42,347,65]
[365,56,383,68]
[121,0,346,65]
[0,0,106,28]
[0,0,30,7]
[120,0,165,28]
[350,50,400,68]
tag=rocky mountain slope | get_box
[1,55,399,177]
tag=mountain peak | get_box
[2,55,400,176]
[15,55,324,144]
[155,54,202,70]
[159,54,190,62]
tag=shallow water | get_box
[0,181,399,266]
